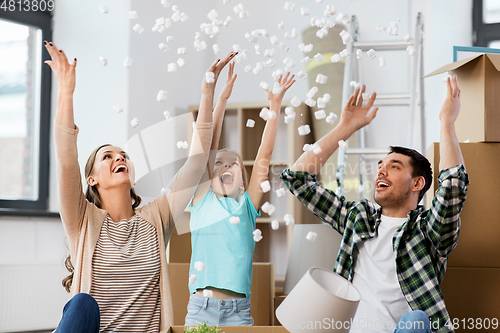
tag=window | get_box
[473,0,500,47]
[0,7,52,212]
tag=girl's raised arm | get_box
[247,73,295,210]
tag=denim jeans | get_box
[184,294,253,327]
[55,293,100,333]
[394,310,431,333]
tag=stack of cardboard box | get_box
[426,53,500,330]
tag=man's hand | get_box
[440,75,461,124]
[339,85,379,134]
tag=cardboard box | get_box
[440,267,500,332]
[162,326,289,333]
[273,295,286,326]
[426,53,500,142]
[427,142,500,268]
[168,263,274,326]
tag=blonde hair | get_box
[62,144,142,293]
[215,149,248,194]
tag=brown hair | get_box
[62,144,142,293]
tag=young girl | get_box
[44,40,236,332]
[184,66,295,327]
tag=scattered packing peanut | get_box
[326,112,338,124]
[212,44,220,54]
[159,42,168,51]
[253,234,263,242]
[338,140,348,149]
[301,7,310,16]
[305,98,316,107]
[244,65,252,73]
[177,58,186,67]
[261,180,271,193]
[301,56,312,66]
[278,21,285,29]
[442,75,452,83]
[306,86,318,99]
[276,188,287,197]
[99,6,108,14]
[205,72,215,83]
[253,229,262,236]
[113,105,123,113]
[356,49,363,60]
[350,81,361,89]
[407,45,415,56]
[270,36,278,45]
[284,2,295,11]
[176,141,188,149]
[203,289,213,297]
[167,63,178,72]
[280,42,290,52]
[298,125,311,136]
[303,144,312,152]
[161,187,171,195]
[266,59,277,68]
[303,44,313,53]
[157,90,168,102]
[306,231,318,241]
[317,98,326,108]
[296,71,307,80]
[272,82,281,95]
[246,119,255,127]
[315,110,326,119]
[367,49,376,59]
[207,9,218,21]
[99,56,107,66]
[284,214,294,225]
[379,57,385,67]
[271,220,280,230]
[312,143,322,154]
[405,34,414,44]
[229,216,241,225]
[261,202,276,215]
[375,24,387,32]
[314,53,324,62]
[233,3,244,13]
[331,54,341,63]
[189,274,197,284]
[133,24,144,33]
[194,261,205,271]
[339,30,353,44]
[123,57,133,68]
[260,81,270,90]
[131,117,139,128]
[298,43,305,52]
[340,49,350,58]
[164,111,172,120]
[316,74,328,84]
[166,36,174,42]
[388,21,399,36]
[316,28,328,39]
[290,96,301,107]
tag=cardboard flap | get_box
[424,54,483,78]
[486,53,500,71]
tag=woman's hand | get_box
[43,41,77,94]
[201,51,237,96]
[219,61,237,101]
[263,72,296,104]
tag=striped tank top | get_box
[90,214,161,332]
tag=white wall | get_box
[0,0,473,330]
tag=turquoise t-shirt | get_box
[188,191,260,298]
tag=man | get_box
[281,76,468,333]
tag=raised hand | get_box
[339,85,378,133]
[219,61,237,100]
[201,51,238,95]
[43,41,77,94]
[439,75,461,124]
[262,72,296,104]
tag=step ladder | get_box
[336,13,425,199]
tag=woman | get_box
[45,40,236,332]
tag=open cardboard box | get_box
[162,326,289,333]
[427,142,500,268]
[425,53,500,142]
[168,263,275,326]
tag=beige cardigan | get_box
[54,120,212,331]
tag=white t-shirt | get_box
[350,215,412,333]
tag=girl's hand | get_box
[219,61,237,100]
[43,41,77,94]
[201,51,238,95]
[263,72,296,104]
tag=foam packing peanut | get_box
[316,28,328,39]
[314,53,324,62]
[379,57,385,67]
[259,107,270,121]
[229,216,241,225]
[266,59,277,68]
[203,289,213,297]
[315,110,326,119]
[303,44,313,53]
[301,56,312,66]
[253,234,263,242]
[367,49,376,59]
[244,65,252,73]
[261,202,276,215]
[306,231,318,241]
[278,21,285,29]
[316,74,328,84]
[167,63,178,72]
[194,261,205,271]
[307,86,318,99]
[276,188,287,197]
[260,180,271,193]
[284,2,295,11]
[130,117,139,128]
[298,125,311,136]
[159,42,168,52]
[189,274,197,284]
[212,44,220,54]
[161,0,170,7]
[123,57,133,68]
[99,56,107,66]
[331,54,341,63]
[166,36,174,42]
[338,140,348,150]
[205,72,215,83]
[296,71,307,80]
[290,96,301,107]
[253,229,262,236]
[207,9,218,21]
[340,49,350,58]
[317,98,326,108]
[113,105,123,113]
[239,10,250,19]
[301,7,310,16]
[161,187,171,195]
[176,141,188,149]
[407,45,415,56]
[305,98,316,107]
[246,119,255,127]
[99,6,108,14]
[157,90,168,102]
[129,11,138,19]
[285,106,295,116]
[284,213,294,225]
[326,113,337,125]
[312,143,322,154]
[164,111,172,120]
[303,144,312,152]
[271,220,280,230]
[260,82,270,90]
[180,12,189,22]
[356,49,363,60]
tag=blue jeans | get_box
[55,293,100,333]
[394,310,431,333]
[184,294,253,327]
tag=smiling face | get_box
[374,153,421,210]
[211,150,246,198]
[87,146,136,191]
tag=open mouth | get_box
[113,165,128,174]
[220,171,233,184]
[376,179,391,189]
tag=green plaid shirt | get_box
[281,165,468,333]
